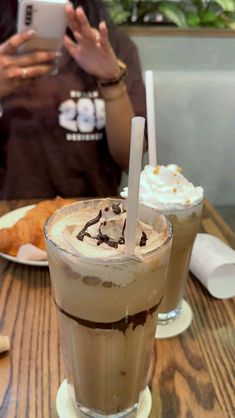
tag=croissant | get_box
[0,197,74,256]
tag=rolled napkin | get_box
[16,244,47,261]
[0,335,10,354]
[190,233,235,299]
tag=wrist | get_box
[97,59,127,87]
[99,81,127,101]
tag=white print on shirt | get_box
[67,133,103,141]
[58,91,106,140]
[70,90,98,99]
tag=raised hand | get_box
[0,31,59,98]
[64,5,120,81]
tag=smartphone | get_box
[17,0,68,53]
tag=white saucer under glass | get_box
[155,299,193,339]
[56,380,152,418]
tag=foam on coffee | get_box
[49,199,166,259]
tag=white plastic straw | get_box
[145,70,157,166]
[125,117,145,255]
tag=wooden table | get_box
[0,199,234,418]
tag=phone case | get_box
[17,0,68,52]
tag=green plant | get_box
[105,0,235,28]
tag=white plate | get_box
[0,205,48,267]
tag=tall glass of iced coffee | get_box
[121,164,204,324]
[44,198,172,418]
[157,200,203,322]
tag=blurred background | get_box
[108,1,235,220]
[7,0,235,222]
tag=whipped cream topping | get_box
[121,164,204,210]
[49,201,165,259]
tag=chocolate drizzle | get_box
[54,297,163,333]
[76,204,147,248]
[76,210,102,241]
[140,231,147,247]
[97,225,119,249]
[117,218,126,245]
[112,203,121,215]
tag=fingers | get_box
[12,50,59,68]
[75,7,93,39]
[2,66,22,89]
[98,22,110,51]
[20,64,55,79]
[11,64,55,82]
[63,35,77,59]
[0,30,35,55]
[73,32,82,43]
[65,4,80,34]
[66,4,96,42]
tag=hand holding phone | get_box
[0,30,59,97]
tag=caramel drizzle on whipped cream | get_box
[76,203,147,249]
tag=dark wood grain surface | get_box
[0,199,234,418]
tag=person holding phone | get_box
[0,0,146,199]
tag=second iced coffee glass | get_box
[44,198,172,418]
[158,199,203,323]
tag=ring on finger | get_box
[21,67,28,80]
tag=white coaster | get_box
[155,300,193,339]
[56,379,152,418]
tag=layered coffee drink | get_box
[158,202,203,319]
[44,198,172,417]
[122,164,204,323]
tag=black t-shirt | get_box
[0,30,146,199]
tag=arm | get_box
[100,30,147,171]
[64,5,145,171]
[99,80,134,171]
